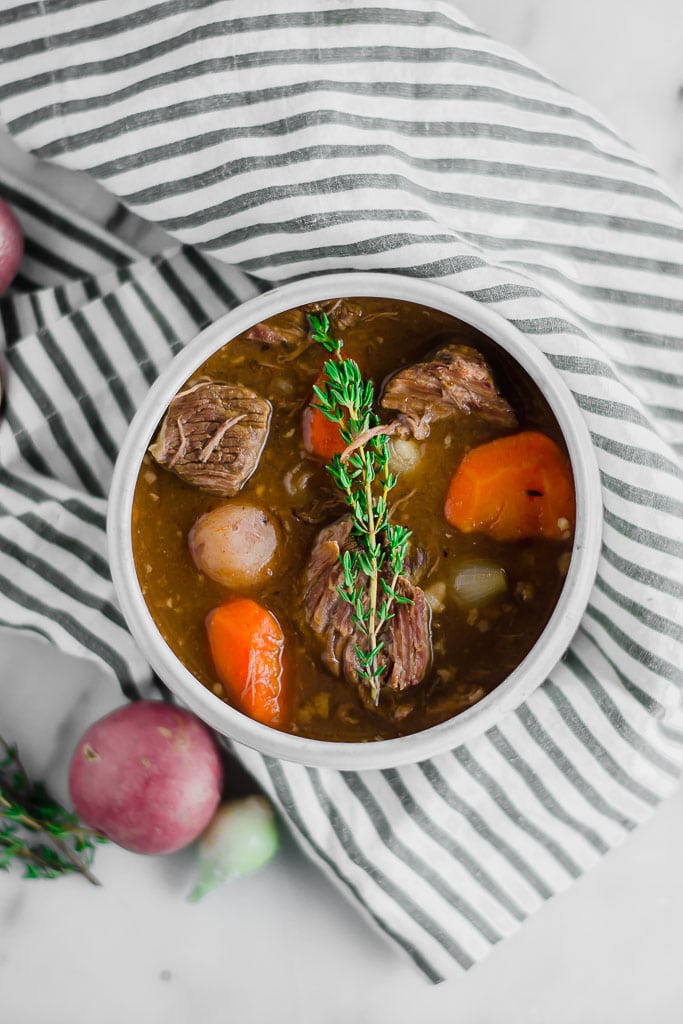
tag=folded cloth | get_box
[1,0,682,982]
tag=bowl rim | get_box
[107,271,603,770]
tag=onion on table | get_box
[0,197,24,407]
[189,796,280,902]
[0,197,23,295]
[69,702,223,855]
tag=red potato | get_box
[69,702,223,855]
[0,198,24,294]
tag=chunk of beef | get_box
[244,308,307,347]
[303,519,431,697]
[381,343,517,439]
[243,300,364,353]
[314,298,364,331]
[308,298,398,332]
[291,493,346,525]
[149,378,271,496]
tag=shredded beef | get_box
[381,343,517,439]
[149,378,271,495]
[302,519,431,697]
[316,298,363,331]
[244,308,308,347]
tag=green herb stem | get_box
[308,311,412,703]
[0,834,63,876]
[0,737,106,885]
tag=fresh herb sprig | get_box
[309,312,412,704]
[0,736,107,885]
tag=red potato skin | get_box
[0,199,24,295]
[69,702,223,855]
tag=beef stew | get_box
[131,297,575,743]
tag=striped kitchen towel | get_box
[1,0,682,982]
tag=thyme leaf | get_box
[0,736,107,885]
[308,312,412,704]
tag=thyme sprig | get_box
[0,736,107,885]
[308,312,412,704]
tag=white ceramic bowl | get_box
[108,273,602,770]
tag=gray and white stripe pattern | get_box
[0,0,681,981]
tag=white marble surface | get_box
[2,3,683,1021]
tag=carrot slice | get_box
[302,372,346,460]
[444,431,575,541]
[206,598,286,727]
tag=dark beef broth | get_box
[132,298,573,741]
